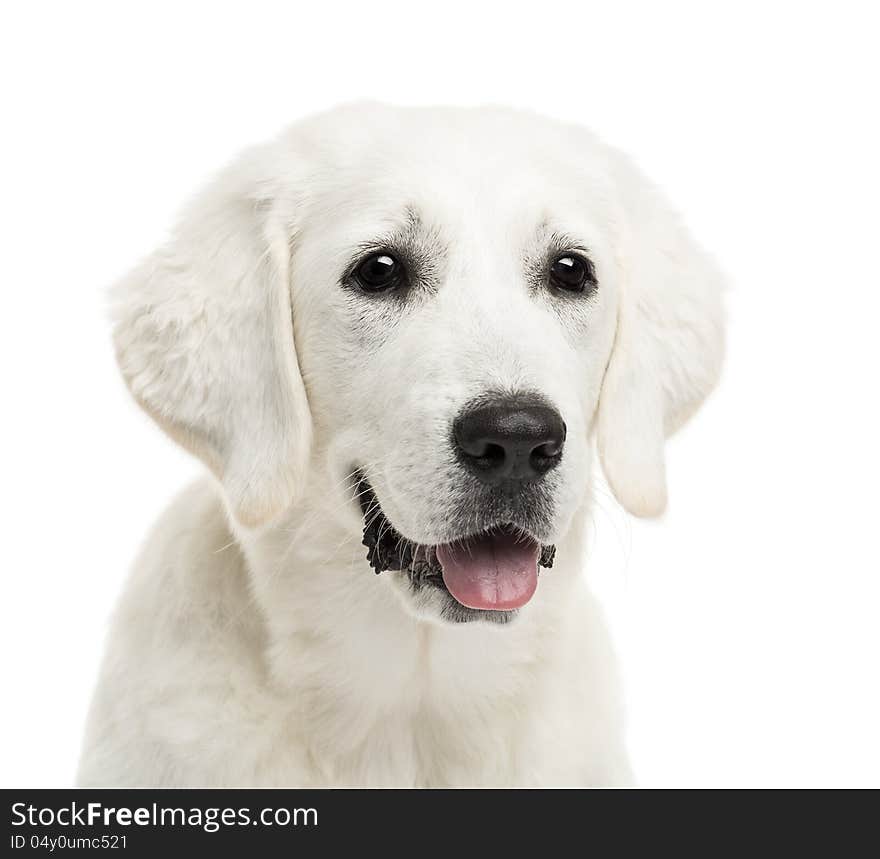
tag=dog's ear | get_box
[112,151,312,528]
[597,161,725,517]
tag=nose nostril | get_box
[471,442,506,471]
[529,439,564,474]
[533,439,562,459]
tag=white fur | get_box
[78,103,724,786]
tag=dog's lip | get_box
[355,472,545,559]
[354,471,556,610]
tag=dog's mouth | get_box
[356,474,555,616]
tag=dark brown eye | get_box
[354,252,404,292]
[549,254,595,293]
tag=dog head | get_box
[113,103,724,624]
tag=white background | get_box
[2,1,878,788]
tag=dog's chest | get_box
[276,628,589,787]
[291,696,586,787]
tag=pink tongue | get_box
[436,530,540,611]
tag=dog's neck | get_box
[234,476,591,758]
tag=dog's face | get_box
[290,113,621,621]
[113,104,724,625]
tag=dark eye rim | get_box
[548,251,598,295]
[350,249,408,294]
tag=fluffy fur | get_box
[78,103,724,786]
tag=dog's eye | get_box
[549,254,595,294]
[354,252,405,293]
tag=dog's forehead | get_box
[297,102,586,168]
[288,104,617,247]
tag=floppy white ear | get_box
[598,163,725,517]
[112,152,312,528]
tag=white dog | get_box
[78,103,724,786]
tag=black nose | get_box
[453,396,566,485]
